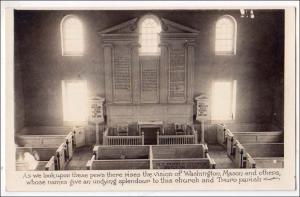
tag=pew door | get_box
[75,127,85,147]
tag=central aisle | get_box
[65,146,93,170]
[207,144,237,169]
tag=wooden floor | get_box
[65,146,93,170]
[207,144,236,169]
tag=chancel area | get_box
[14,9,284,171]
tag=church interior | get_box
[14,9,284,171]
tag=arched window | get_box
[139,15,161,56]
[215,15,237,55]
[61,15,84,56]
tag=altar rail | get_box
[157,126,198,145]
[103,128,144,145]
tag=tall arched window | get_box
[61,15,84,56]
[215,15,237,55]
[139,15,161,56]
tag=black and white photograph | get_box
[1,0,298,195]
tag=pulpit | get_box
[137,121,163,145]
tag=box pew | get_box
[16,131,75,160]
[243,143,284,168]
[157,125,198,145]
[217,123,283,147]
[87,144,216,170]
[102,127,144,145]
[87,145,150,170]
[152,144,215,169]
[16,147,60,171]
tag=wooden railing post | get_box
[142,132,144,145]
[156,131,160,145]
[193,130,196,144]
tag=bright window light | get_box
[62,80,87,122]
[211,80,237,120]
[139,15,161,56]
[61,15,84,56]
[215,15,237,55]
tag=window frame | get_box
[215,15,237,56]
[138,14,162,56]
[60,15,84,57]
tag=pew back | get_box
[16,135,66,147]
[16,161,48,171]
[19,126,74,135]
[94,145,150,160]
[152,144,205,159]
[232,132,283,143]
[243,143,284,157]
[152,158,211,169]
[89,159,150,170]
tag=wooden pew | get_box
[152,144,215,169]
[87,144,215,170]
[87,145,151,170]
[16,148,59,171]
[218,123,283,148]
[16,131,75,163]
[243,143,284,168]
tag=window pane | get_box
[139,16,161,55]
[215,16,236,55]
[61,16,84,56]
